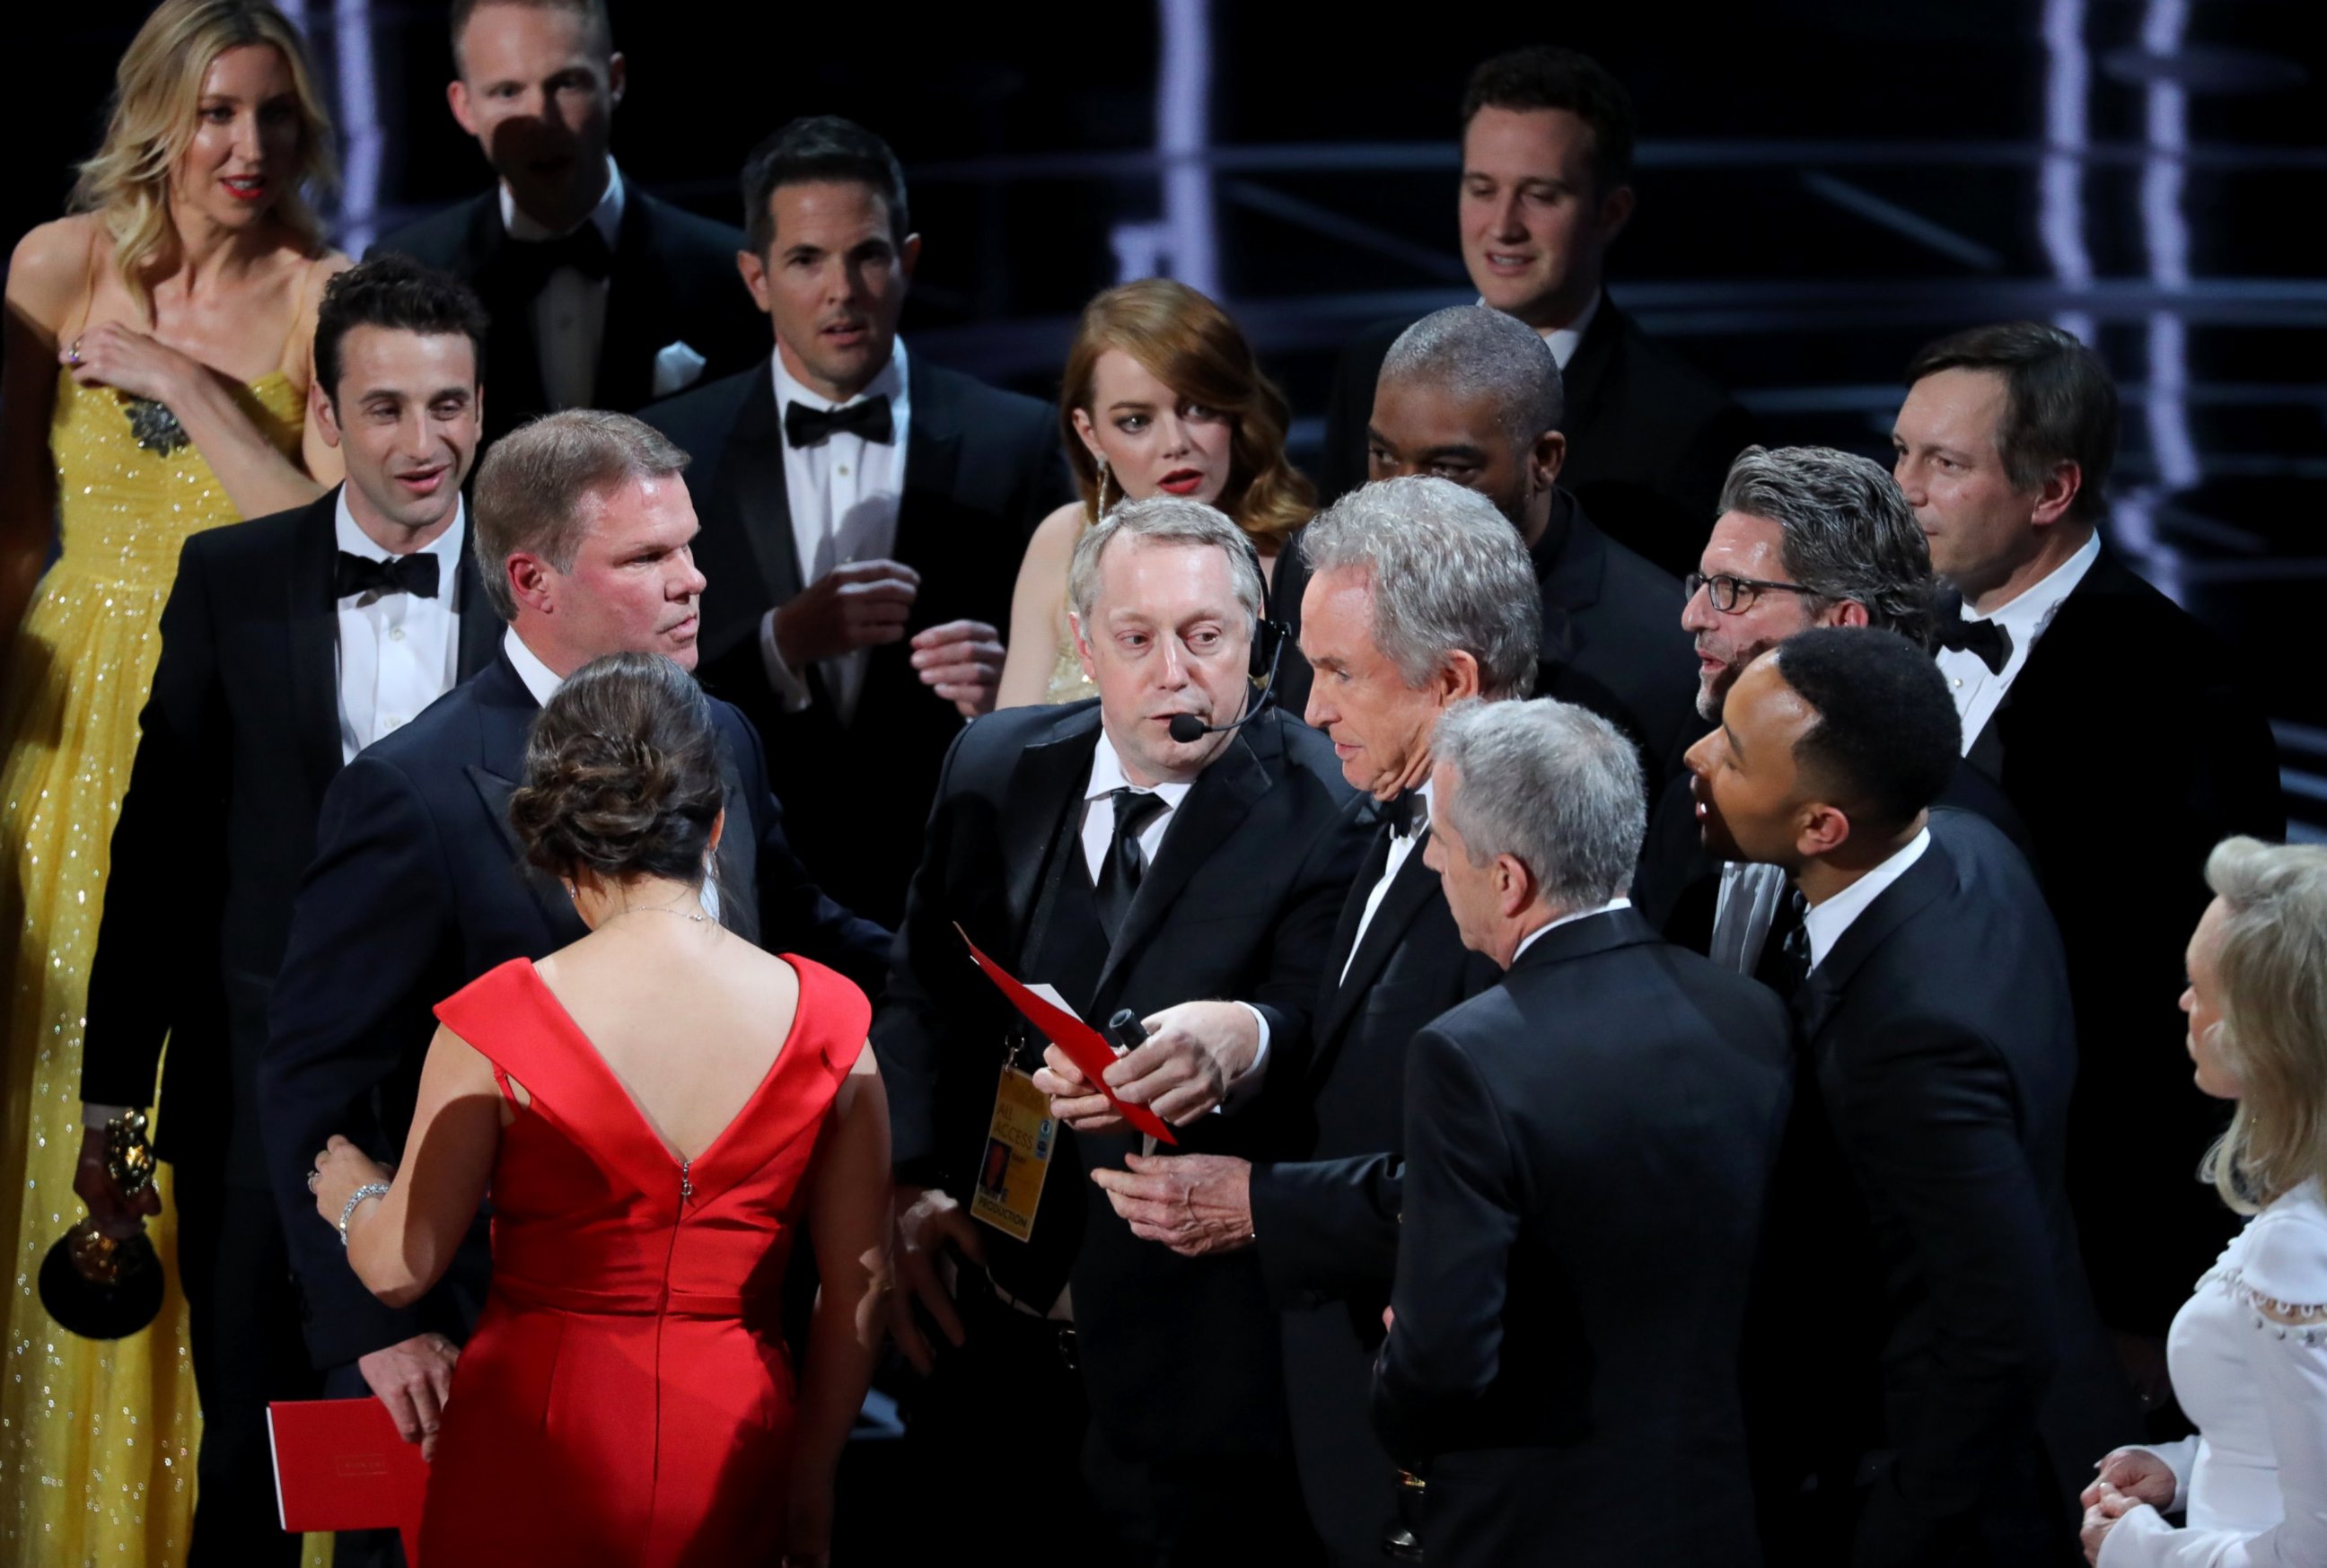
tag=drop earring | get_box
[1093,456,1112,521]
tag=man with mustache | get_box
[1632,444,1950,970]
[371,0,764,446]
[644,116,1072,925]
[875,497,1365,1562]
[259,412,889,1560]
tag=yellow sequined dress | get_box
[0,368,303,1565]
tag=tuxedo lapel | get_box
[460,194,550,427]
[1313,828,1440,1062]
[452,547,501,679]
[593,191,662,412]
[724,369,804,608]
[1319,813,1394,1007]
[891,358,964,577]
[1001,706,1102,945]
[287,490,347,796]
[463,657,585,943]
[711,744,762,945]
[1559,291,1620,439]
[1792,841,1952,1038]
[1096,723,1275,999]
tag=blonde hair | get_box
[2198,836,2327,1213]
[70,0,336,314]
[1060,278,1313,545]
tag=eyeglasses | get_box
[1683,572,1822,615]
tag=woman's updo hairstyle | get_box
[508,653,724,887]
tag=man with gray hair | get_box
[261,410,889,1479]
[1636,442,2021,980]
[1093,475,1538,1564]
[875,495,1366,1560]
[1372,696,1793,1566]
[1276,303,1698,804]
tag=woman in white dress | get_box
[2081,836,2327,1565]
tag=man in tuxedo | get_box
[1278,305,1695,802]
[1892,322,2284,1388]
[369,0,763,445]
[73,258,498,1567]
[259,412,888,1538]
[875,498,1366,1562]
[1089,477,1526,1565]
[1314,46,1752,576]
[1684,627,2138,1565]
[1373,696,1793,1567]
[642,116,1072,925]
[1631,444,1967,967]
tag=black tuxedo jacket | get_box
[874,700,1367,1462]
[641,354,1071,925]
[1966,545,2283,1336]
[1273,488,1699,802]
[1247,803,1499,1564]
[1314,293,1757,577]
[368,187,764,446]
[259,653,890,1368]
[1782,810,2138,1567]
[82,491,500,1186]
[1373,907,1793,1568]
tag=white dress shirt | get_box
[1341,780,1431,986]
[1510,895,1633,963]
[1936,528,2100,754]
[755,338,913,726]
[503,628,721,924]
[1078,731,1271,1099]
[1800,828,1930,972]
[500,162,626,412]
[336,495,466,763]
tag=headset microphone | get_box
[1166,622,1286,744]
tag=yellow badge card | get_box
[970,1065,1057,1243]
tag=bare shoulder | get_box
[6,216,101,333]
[281,247,352,376]
[1027,501,1090,565]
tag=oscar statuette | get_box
[39,1109,164,1339]
[1381,1467,1427,1561]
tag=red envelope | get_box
[268,1397,428,1565]
[955,924,1179,1145]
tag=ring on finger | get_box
[66,338,83,368]
[304,1170,321,1191]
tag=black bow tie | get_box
[1382,789,1425,839]
[785,394,894,449]
[503,223,614,293]
[335,550,440,601]
[1936,601,2013,676]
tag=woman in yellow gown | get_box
[0,3,345,1562]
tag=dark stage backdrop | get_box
[16,0,2327,828]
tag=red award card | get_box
[268,1397,428,1564]
[954,923,1178,1145]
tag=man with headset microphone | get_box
[873,496,1366,1562]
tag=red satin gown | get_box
[415,954,867,1567]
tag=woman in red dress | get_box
[310,652,891,1567]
